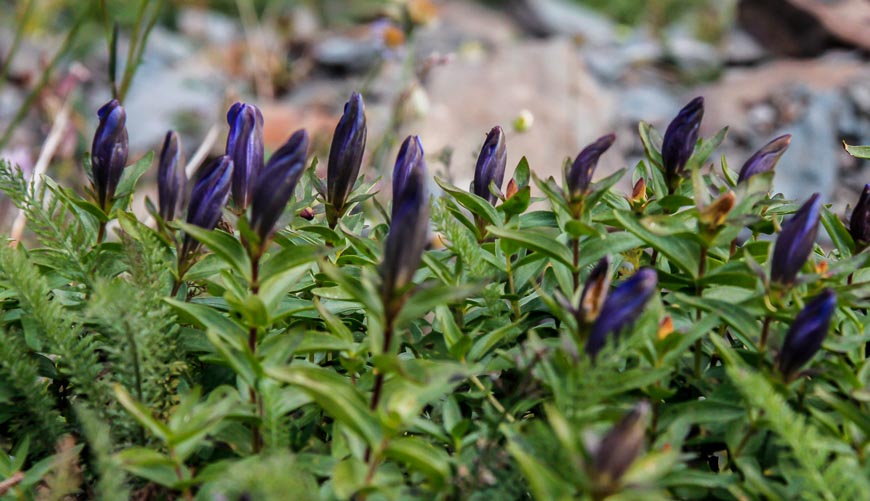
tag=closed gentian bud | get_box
[849,183,870,251]
[594,401,650,490]
[157,131,186,221]
[566,134,616,200]
[381,147,429,309]
[737,134,791,184]
[249,130,309,244]
[771,193,821,286]
[662,96,704,192]
[327,92,367,226]
[181,156,233,258]
[392,135,424,214]
[586,268,658,357]
[472,126,507,205]
[91,99,129,211]
[226,102,264,211]
[578,256,612,325]
[777,289,836,378]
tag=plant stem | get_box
[248,253,262,453]
[369,318,394,411]
[505,252,520,319]
[572,236,580,292]
[96,221,106,245]
[470,375,515,423]
[0,0,35,89]
[694,246,707,377]
[759,315,772,351]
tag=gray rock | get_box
[508,0,617,46]
[177,7,239,46]
[617,86,680,125]
[772,90,843,203]
[722,28,767,64]
[665,28,721,76]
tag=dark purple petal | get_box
[594,401,650,486]
[182,155,233,257]
[662,97,704,191]
[392,135,425,214]
[472,126,507,205]
[382,144,429,303]
[91,99,129,210]
[225,102,264,211]
[771,193,821,285]
[777,289,836,377]
[586,268,658,357]
[327,92,367,217]
[849,183,870,249]
[157,131,186,221]
[737,134,791,184]
[249,130,309,242]
[567,134,616,199]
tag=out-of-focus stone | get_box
[416,37,616,189]
[505,0,618,45]
[177,7,239,46]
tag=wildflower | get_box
[226,102,264,211]
[777,289,836,378]
[594,401,650,489]
[249,130,309,244]
[566,134,616,200]
[662,96,704,192]
[578,256,612,325]
[586,268,658,357]
[771,193,821,286]
[90,99,129,211]
[737,134,791,184]
[849,183,870,251]
[472,126,507,205]
[157,131,186,221]
[181,155,233,258]
[327,92,367,226]
[392,135,425,215]
[381,143,429,306]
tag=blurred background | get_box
[1,0,869,231]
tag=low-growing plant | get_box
[1,92,870,500]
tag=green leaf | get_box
[116,448,186,488]
[499,185,531,216]
[114,385,171,443]
[259,244,323,282]
[821,206,854,257]
[612,211,700,277]
[844,142,870,159]
[177,222,251,281]
[434,176,501,228]
[506,436,574,501]
[384,437,450,487]
[486,226,573,268]
[165,298,247,344]
[687,127,729,172]
[266,366,383,446]
[111,151,154,211]
[395,284,478,329]
[513,156,531,188]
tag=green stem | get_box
[470,374,515,423]
[505,252,520,319]
[572,236,580,292]
[694,246,707,377]
[0,0,35,88]
[248,253,262,453]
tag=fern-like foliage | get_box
[76,405,130,501]
[0,160,96,285]
[0,244,110,418]
[0,327,63,450]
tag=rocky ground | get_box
[2,0,870,229]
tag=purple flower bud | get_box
[472,126,507,205]
[249,129,309,243]
[157,131,186,221]
[327,92,367,224]
[661,97,704,192]
[777,289,836,378]
[91,99,129,210]
[566,134,616,199]
[771,193,821,285]
[586,268,658,357]
[392,135,425,215]
[578,256,612,324]
[181,156,233,258]
[849,184,870,250]
[594,401,650,489]
[226,102,264,211]
[737,134,791,184]
[381,144,429,305]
